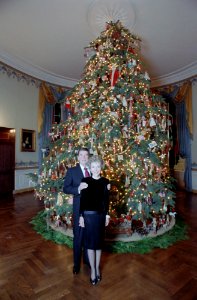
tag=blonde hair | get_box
[87,155,104,169]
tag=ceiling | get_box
[0,0,197,88]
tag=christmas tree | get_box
[36,21,175,234]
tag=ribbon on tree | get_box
[110,65,119,87]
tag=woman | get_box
[79,155,110,285]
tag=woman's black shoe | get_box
[96,274,102,282]
[90,277,97,285]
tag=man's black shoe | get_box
[73,266,80,275]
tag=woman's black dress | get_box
[80,177,109,250]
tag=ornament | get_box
[159,192,166,198]
[149,163,154,175]
[57,193,63,206]
[84,48,96,59]
[144,71,150,80]
[127,61,133,69]
[169,211,177,217]
[136,134,145,141]
[149,141,157,149]
[84,118,89,124]
[125,175,130,187]
[122,125,128,138]
[118,154,123,161]
[132,59,137,66]
[89,80,97,88]
[110,65,119,87]
[142,116,146,127]
[68,143,72,152]
[102,74,108,81]
[161,116,167,131]
[79,87,85,95]
[149,116,156,127]
[110,112,118,118]
[41,148,47,158]
[65,99,71,109]
[138,202,142,213]
[122,96,127,107]
[128,47,135,54]
[152,217,157,232]
[163,203,167,212]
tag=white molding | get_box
[1,50,196,88]
[151,61,197,87]
[0,51,77,88]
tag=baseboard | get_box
[13,187,34,194]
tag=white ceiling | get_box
[0,0,197,87]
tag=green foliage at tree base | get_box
[30,210,188,254]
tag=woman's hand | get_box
[105,215,110,226]
[79,216,85,227]
[79,182,88,192]
[107,184,111,190]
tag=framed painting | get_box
[21,129,36,152]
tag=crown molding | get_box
[0,51,77,88]
[151,61,197,87]
[1,50,196,89]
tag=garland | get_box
[30,210,188,254]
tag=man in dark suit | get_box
[63,148,90,274]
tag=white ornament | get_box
[57,193,63,206]
[122,96,127,107]
[144,71,150,80]
[118,155,123,161]
[142,116,146,127]
[132,59,137,66]
[161,117,166,131]
[149,141,157,149]
[79,87,85,95]
[149,117,156,127]
[138,202,142,213]
[169,212,177,217]
[163,204,167,212]
[110,112,118,118]
[137,134,145,141]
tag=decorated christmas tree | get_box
[35,21,175,235]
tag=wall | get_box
[191,81,197,164]
[0,72,39,192]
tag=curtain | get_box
[157,81,193,192]
[175,101,192,191]
[38,82,70,169]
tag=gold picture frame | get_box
[21,129,36,152]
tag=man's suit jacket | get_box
[63,163,84,222]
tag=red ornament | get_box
[65,99,71,109]
[128,47,135,54]
[110,67,119,87]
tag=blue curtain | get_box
[38,103,54,170]
[175,100,192,191]
[38,87,70,170]
[161,86,192,192]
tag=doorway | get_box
[0,127,15,198]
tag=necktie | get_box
[84,167,90,177]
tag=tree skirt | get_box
[30,210,188,254]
